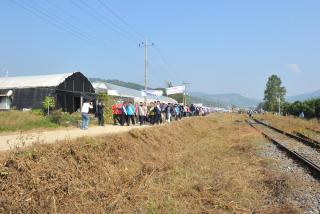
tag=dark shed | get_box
[0,72,96,112]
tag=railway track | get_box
[253,119,320,150]
[293,131,320,146]
[248,119,320,178]
[307,127,320,134]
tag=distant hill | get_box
[190,92,259,107]
[190,96,226,107]
[90,78,147,90]
[287,89,320,102]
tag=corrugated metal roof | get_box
[0,72,75,89]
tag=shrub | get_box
[48,109,63,125]
[32,108,44,116]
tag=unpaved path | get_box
[0,125,145,152]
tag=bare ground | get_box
[0,124,144,151]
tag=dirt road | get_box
[0,125,144,151]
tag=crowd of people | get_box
[80,99,211,129]
[111,101,210,126]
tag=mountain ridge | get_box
[287,89,320,102]
[190,92,259,108]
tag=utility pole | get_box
[139,40,154,102]
[276,93,281,115]
[182,82,191,106]
[278,96,281,115]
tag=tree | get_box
[43,96,55,115]
[315,99,320,121]
[263,75,286,112]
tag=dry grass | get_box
[0,114,299,213]
[255,114,320,139]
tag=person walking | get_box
[175,104,181,120]
[142,102,148,125]
[138,102,144,125]
[112,102,118,125]
[165,103,172,123]
[126,102,135,126]
[155,101,162,124]
[116,101,123,125]
[97,101,105,126]
[120,102,127,126]
[148,102,156,125]
[81,99,93,130]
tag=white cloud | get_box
[286,64,301,74]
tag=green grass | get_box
[0,110,84,132]
[0,110,58,132]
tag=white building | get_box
[93,81,177,104]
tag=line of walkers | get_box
[111,101,210,126]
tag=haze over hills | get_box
[190,92,259,108]
[90,78,147,90]
[287,89,320,102]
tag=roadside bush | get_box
[31,108,44,116]
[61,112,82,127]
[48,109,63,125]
[48,110,82,126]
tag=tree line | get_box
[282,99,320,119]
[261,74,320,119]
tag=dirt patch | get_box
[0,114,300,213]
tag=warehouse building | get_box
[0,72,96,112]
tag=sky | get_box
[0,0,319,99]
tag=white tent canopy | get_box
[93,81,177,104]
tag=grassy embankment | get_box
[0,110,82,133]
[0,114,300,213]
[255,114,320,138]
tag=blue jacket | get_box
[126,105,135,115]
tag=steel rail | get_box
[293,131,320,145]
[253,119,320,150]
[247,120,320,178]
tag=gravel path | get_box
[259,140,320,213]
[0,125,145,152]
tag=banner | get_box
[108,90,119,96]
[144,90,163,97]
[141,91,147,97]
[166,85,186,95]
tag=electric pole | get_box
[278,95,281,115]
[139,40,154,102]
[182,82,191,106]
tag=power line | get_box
[69,0,138,44]
[97,0,145,40]
[148,62,169,86]
[154,46,176,76]
[149,50,176,81]
[11,0,111,54]
[31,0,112,49]
[44,0,114,49]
